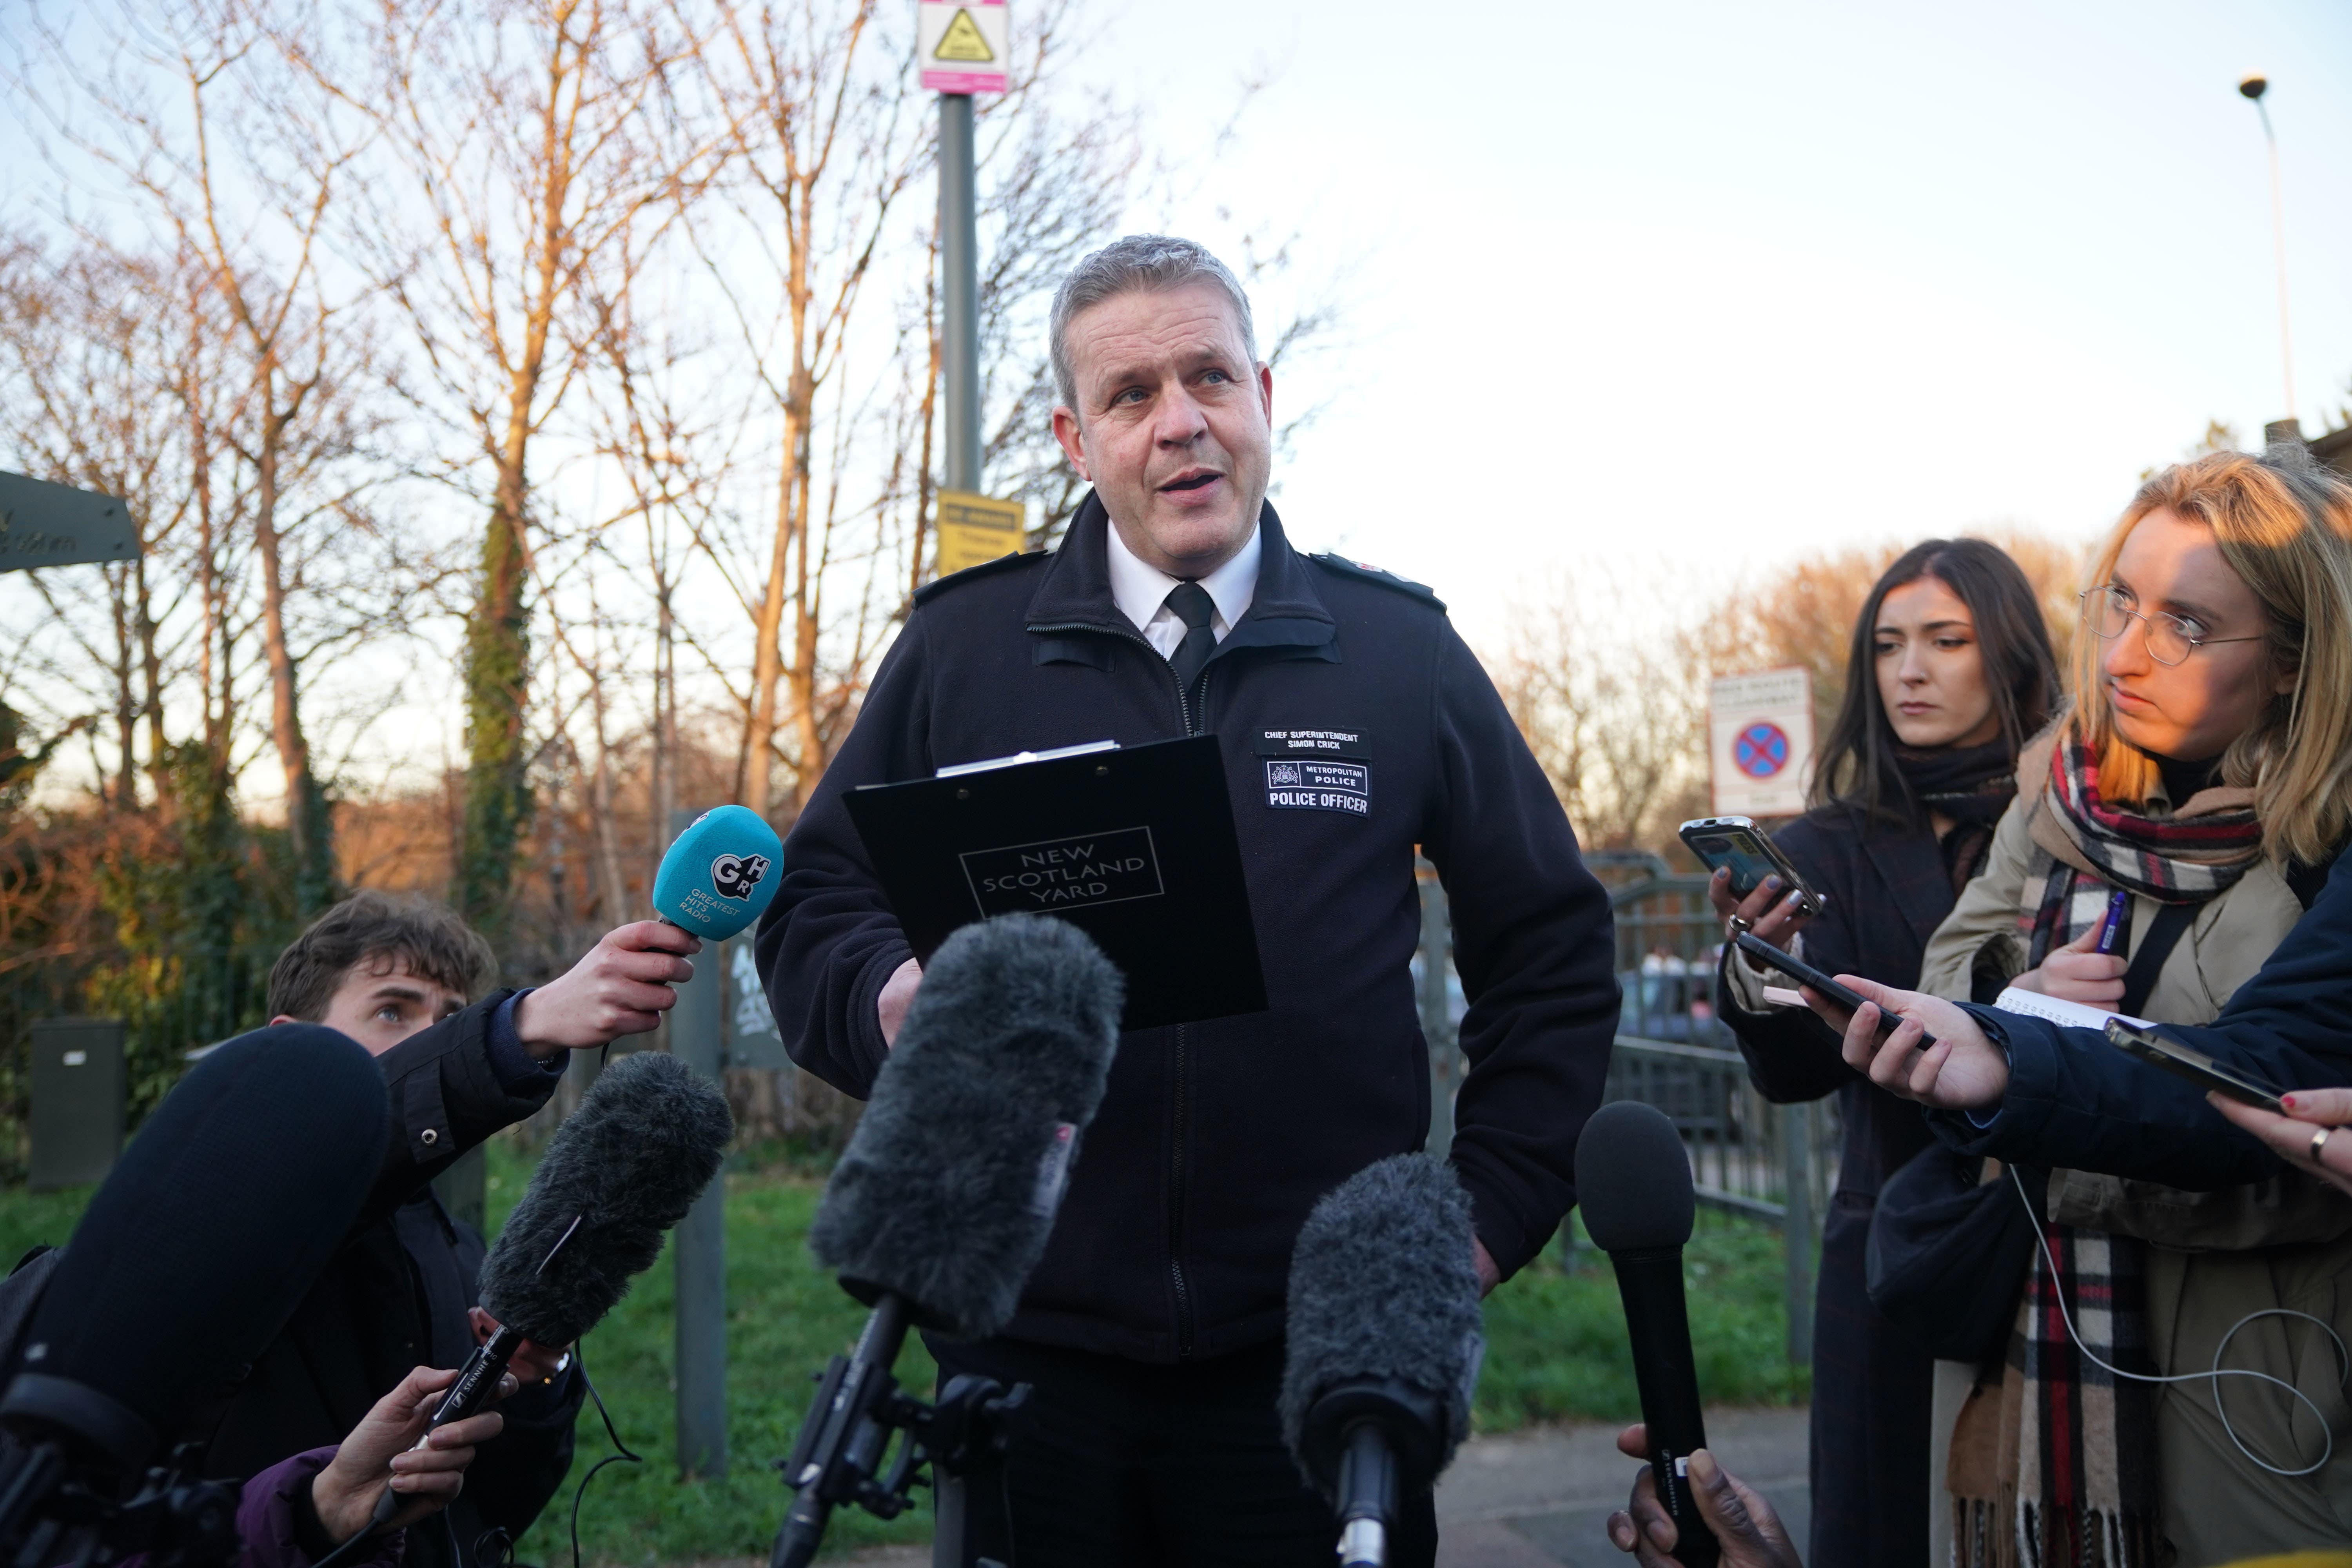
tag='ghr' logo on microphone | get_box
[710,852,770,902]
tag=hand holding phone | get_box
[2103,1020,2288,1113]
[1680,818,1824,922]
[1732,933,1936,1050]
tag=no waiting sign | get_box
[918,0,1007,95]
[1708,666,1815,818]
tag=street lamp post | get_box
[2239,75,2295,426]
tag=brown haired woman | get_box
[1711,538,2062,1568]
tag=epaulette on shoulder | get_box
[914,548,1047,606]
[1308,552,1446,613]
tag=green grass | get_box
[0,1145,1806,1564]
[1477,1211,1811,1431]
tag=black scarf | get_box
[1896,740,2017,891]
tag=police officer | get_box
[756,234,1621,1567]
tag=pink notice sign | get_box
[918,0,1009,95]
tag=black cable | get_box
[565,1339,641,1568]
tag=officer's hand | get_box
[1707,867,1813,953]
[515,922,700,1055]
[1605,1424,1801,1567]
[310,1364,510,1540]
[1473,1238,1501,1296]
[879,958,922,1048]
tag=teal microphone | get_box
[653,805,784,939]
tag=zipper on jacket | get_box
[1031,618,1208,1356]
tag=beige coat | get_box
[1918,739,2352,1565]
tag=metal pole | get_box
[1778,1102,1814,1367]
[669,815,728,1478]
[939,93,981,493]
[2242,81,2295,421]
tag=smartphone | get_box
[1732,933,1936,1049]
[1678,817,1825,918]
[2103,1020,2288,1113]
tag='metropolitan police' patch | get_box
[1265,759,1369,816]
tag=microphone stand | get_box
[0,1379,239,1568]
[769,1292,1029,1568]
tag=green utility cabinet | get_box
[29,1018,126,1191]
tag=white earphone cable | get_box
[2011,1165,2348,1479]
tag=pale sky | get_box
[1103,0,2352,630]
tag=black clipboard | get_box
[842,735,1268,1031]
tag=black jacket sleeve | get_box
[1421,626,1621,1279]
[358,991,563,1229]
[1926,853,2352,1185]
[755,619,932,1098]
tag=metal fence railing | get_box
[1416,856,1837,1365]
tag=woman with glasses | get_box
[1913,446,2352,1566]
[1710,538,2061,1568]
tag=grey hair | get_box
[1048,234,1258,413]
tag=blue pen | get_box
[2094,888,2129,955]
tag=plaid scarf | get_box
[1952,1207,2166,1568]
[2025,738,2262,968]
[1955,738,2260,1566]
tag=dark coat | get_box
[757,495,1621,1362]
[1712,804,1951,1568]
[194,1001,583,1568]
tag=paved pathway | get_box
[826,1404,1810,1568]
[1434,1405,1809,1566]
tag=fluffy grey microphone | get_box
[480,1050,733,1344]
[808,913,1122,1341]
[1279,1154,1485,1495]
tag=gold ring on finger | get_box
[2313,1125,2333,1164]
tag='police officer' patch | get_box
[1265,759,1370,816]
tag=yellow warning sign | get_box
[935,490,1024,575]
[933,7,994,62]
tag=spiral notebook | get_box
[841,733,1268,1032]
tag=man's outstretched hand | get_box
[1605,1423,1802,1568]
[515,922,700,1056]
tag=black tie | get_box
[1164,581,1217,693]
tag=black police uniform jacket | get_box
[758,495,1620,1362]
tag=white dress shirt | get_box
[1104,519,1262,661]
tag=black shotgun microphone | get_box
[0,1025,389,1564]
[1279,1155,1484,1568]
[365,1048,731,1532]
[1575,1100,1718,1568]
[772,913,1122,1568]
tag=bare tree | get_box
[316,0,709,934]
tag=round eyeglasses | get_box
[2080,585,2263,666]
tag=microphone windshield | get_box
[481,1050,732,1345]
[1573,1101,1695,1252]
[1279,1154,1484,1491]
[654,805,783,939]
[809,913,1122,1340]
[7,1026,389,1465]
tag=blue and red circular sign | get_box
[1733,722,1791,779]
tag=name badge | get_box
[1254,725,1370,759]
[1265,759,1370,816]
